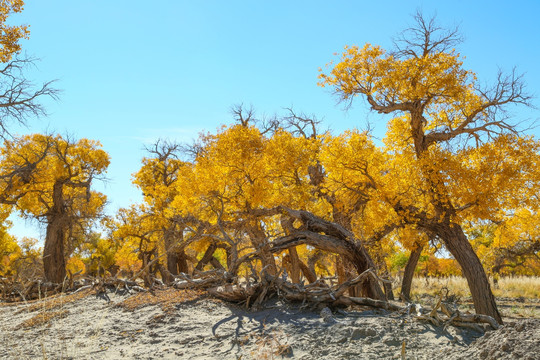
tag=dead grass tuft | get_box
[18,309,69,329]
[251,329,291,359]
[117,288,204,313]
[14,288,93,314]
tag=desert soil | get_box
[1,289,538,360]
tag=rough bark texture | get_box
[43,218,66,284]
[298,259,317,283]
[164,227,189,283]
[42,182,67,284]
[383,279,394,301]
[400,243,423,301]
[195,243,218,272]
[424,221,502,324]
[287,247,301,284]
[248,222,278,276]
[409,108,503,324]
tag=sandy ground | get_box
[1,289,538,360]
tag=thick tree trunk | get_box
[176,249,189,274]
[383,278,394,301]
[43,218,67,283]
[287,247,301,284]
[43,182,67,284]
[400,243,423,301]
[435,222,503,324]
[336,255,359,297]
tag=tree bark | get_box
[175,249,189,274]
[400,243,423,301]
[43,181,67,284]
[248,222,278,276]
[271,207,385,300]
[163,226,189,282]
[287,247,301,284]
[195,243,218,272]
[433,222,503,324]
[43,217,67,283]
[383,278,394,300]
[298,259,317,283]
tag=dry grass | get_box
[495,276,540,299]
[404,276,540,319]
[18,309,69,329]
[117,288,204,313]
[14,288,93,314]
[251,329,291,360]
[408,276,540,299]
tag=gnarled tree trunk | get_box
[272,207,386,300]
[433,222,502,324]
[248,222,278,276]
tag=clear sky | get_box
[8,0,540,240]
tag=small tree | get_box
[0,134,109,283]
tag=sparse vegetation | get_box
[408,276,540,300]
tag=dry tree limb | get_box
[172,270,229,290]
[335,296,405,312]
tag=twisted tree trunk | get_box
[272,207,385,300]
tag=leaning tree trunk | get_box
[43,217,67,283]
[298,259,317,283]
[435,222,503,324]
[400,243,423,301]
[195,243,218,272]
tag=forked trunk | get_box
[164,229,188,282]
[400,243,423,301]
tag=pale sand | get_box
[1,290,538,359]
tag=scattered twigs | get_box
[201,269,500,331]
[0,271,500,332]
[412,292,500,330]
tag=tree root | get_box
[1,272,500,331]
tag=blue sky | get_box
[8,0,540,240]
